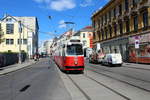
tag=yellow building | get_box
[0,15,39,58]
[91,0,150,63]
[74,26,93,48]
[73,26,93,57]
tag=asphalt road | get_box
[0,58,150,100]
[0,58,71,100]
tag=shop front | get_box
[101,37,129,62]
[129,33,150,63]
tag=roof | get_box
[73,26,93,36]
[80,26,93,32]
[91,0,114,18]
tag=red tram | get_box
[54,38,84,72]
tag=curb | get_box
[0,61,37,75]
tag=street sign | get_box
[134,36,141,40]
[135,40,139,49]
[96,43,101,50]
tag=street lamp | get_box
[18,21,22,63]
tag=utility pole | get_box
[18,21,22,64]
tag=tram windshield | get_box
[67,44,83,55]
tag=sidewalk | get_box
[123,62,150,70]
[0,60,36,75]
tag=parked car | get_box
[101,53,123,66]
[89,49,105,63]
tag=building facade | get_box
[0,15,39,58]
[91,0,150,63]
[40,40,53,55]
[74,26,93,48]
[73,26,93,57]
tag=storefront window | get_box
[134,16,138,31]
[143,11,148,28]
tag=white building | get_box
[0,14,39,58]
[39,39,53,55]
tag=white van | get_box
[101,53,123,66]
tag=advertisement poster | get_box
[129,33,150,63]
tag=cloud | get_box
[50,0,76,11]
[33,0,51,3]
[58,20,67,28]
[80,0,93,7]
[33,0,76,11]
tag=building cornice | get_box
[91,0,115,19]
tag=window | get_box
[6,39,14,45]
[101,17,103,26]
[102,29,104,40]
[126,20,130,32]
[109,25,112,37]
[18,39,22,44]
[6,18,12,22]
[83,33,85,38]
[109,11,111,21]
[134,16,138,31]
[6,24,14,34]
[114,23,117,36]
[89,33,91,37]
[105,27,108,39]
[143,11,148,28]
[83,40,87,46]
[98,19,100,27]
[119,22,123,35]
[105,14,107,23]
[125,0,129,11]
[114,8,116,18]
[103,16,105,24]
[23,39,27,44]
[67,44,83,55]
[133,0,139,6]
[119,4,122,15]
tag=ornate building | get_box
[91,0,150,63]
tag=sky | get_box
[0,0,109,44]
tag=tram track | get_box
[66,75,92,100]
[88,64,150,83]
[86,67,150,93]
[123,66,150,71]
[83,74,131,100]
[66,74,130,100]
